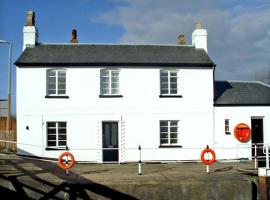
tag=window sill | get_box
[159,145,182,148]
[99,95,123,98]
[159,95,183,98]
[45,95,69,99]
[45,147,66,151]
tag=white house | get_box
[15,11,270,163]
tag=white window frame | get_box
[160,120,179,145]
[46,69,67,96]
[47,121,67,147]
[100,69,120,95]
[225,119,230,134]
[160,70,179,95]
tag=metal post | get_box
[255,144,258,169]
[65,146,69,176]
[138,145,142,175]
[266,145,269,169]
[0,40,12,150]
[206,165,209,174]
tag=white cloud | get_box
[95,0,270,81]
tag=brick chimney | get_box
[70,29,78,43]
[192,21,208,53]
[178,35,186,45]
[23,11,38,51]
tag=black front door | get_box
[102,122,119,162]
[251,118,264,167]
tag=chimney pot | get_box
[178,35,186,45]
[70,29,78,43]
[26,11,35,26]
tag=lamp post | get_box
[0,40,12,149]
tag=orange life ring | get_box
[58,152,75,170]
[234,123,251,143]
[201,148,216,165]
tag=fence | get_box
[0,130,16,151]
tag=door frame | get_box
[251,116,264,166]
[102,121,119,163]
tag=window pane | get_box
[48,71,56,77]
[58,135,67,140]
[161,89,168,94]
[47,122,56,128]
[48,89,56,95]
[170,121,178,126]
[48,77,56,84]
[160,121,168,127]
[170,139,177,144]
[160,139,168,144]
[160,127,168,132]
[58,90,66,95]
[170,72,177,77]
[111,88,119,94]
[58,122,66,128]
[160,133,168,138]
[170,127,178,132]
[58,71,66,77]
[58,141,66,146]
[58,84,66,90]
[47,128,56,135]
[48,135,56,140]
[170,133,177,138]
[48,141,56,146]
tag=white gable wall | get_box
[17,66,214,162]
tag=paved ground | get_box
[0,151,258,200]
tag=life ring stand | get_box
[58,151,75,170]
[201,146,216,165]
[234,123,251,143]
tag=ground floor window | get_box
[225,119,230,134]
[47,122,67,147]
[160,120,178,145]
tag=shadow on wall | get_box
[0,149,139,199]
[214,81,233,102]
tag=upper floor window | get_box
[47,69,66,96]
[100,69,120,96]
[160,70,179,96]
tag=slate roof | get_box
[215,81,270,106]
[15,44,214,67]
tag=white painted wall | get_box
[17,67,214,162]
[214,106,270,160]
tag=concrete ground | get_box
[0,151,258,200]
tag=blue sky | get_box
[0,0,270,114]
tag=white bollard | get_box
[138,145,142,175]
[206,165,209,174]
[266,145,269,169]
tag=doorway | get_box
[251,118,264,167]
[102,122,119,162]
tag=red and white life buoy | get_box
[201,147,216,165]
[234,123,251,143]
[58,152,75,170]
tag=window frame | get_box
[46,69,67,97]
[159,120,180,147]
[160,70,180,96]
[46,121,67,148]
[100,69,122,97]
[225,119,231,135]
